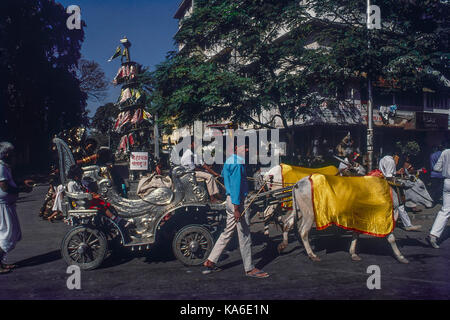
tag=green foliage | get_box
[396,140,421,156]
[0,0,87,168]
[302,0,449,93]
[77,59,109,101]
[153,0,325,133]
[90,103,119,134]
[152,0,448,136]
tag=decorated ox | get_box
[261,164,339,252]
[291,174,409,264]
[404,176,434,209]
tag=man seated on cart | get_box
[66,165,131,231]
[181,139,222,203]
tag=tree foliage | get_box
[77,59,109,102]
[90,103,119,134]
[152,0,315,133]
[0,0,87,168]
[302,0,449,93]
[151,0,449,137]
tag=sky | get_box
[58,0,182,115]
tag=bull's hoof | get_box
[351,254,362,262]
[309,255,321,262]
[397,256,409,264]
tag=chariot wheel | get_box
[172,225,214,266]
[61,226,108,271]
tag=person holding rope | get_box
[202,139,269,278]
[379,148,421,231]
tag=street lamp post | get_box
[366,0,374,172]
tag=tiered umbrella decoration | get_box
[108,37,154,160]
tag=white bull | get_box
[404,178,434,209]
[291,176,409,264]
[261,165,296,252]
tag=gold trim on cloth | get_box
[309,174,394,237]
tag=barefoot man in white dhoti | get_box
[0,142,33,274]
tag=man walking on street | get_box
[430,145,444,205]
[0,142,33,274]
[379,148,421,231]
[428,140,450,248]
[202,139,269,278]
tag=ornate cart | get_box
[54,138,226,270]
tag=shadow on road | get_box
[439,226,449,245]
[16,198,37,204]
[99,243,178,269]
[253,237,280,270]
[14,250,61,268]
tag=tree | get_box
[0,0,87,169]
[90,103,119,134]
[152,0,317,153]
[77,59,109,102]
[151,0,449,154]
[300,0,449,94]
[89,102,119,150]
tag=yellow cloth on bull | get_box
[281,164,339,185]
[280,164,339,208]
[309,174,394,237]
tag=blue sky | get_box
[58,0,181,115]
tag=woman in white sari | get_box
[0,142,33,274]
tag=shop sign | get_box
[130,152,149,170]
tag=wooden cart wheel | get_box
[61,226,108,271]
[172,225,214,266]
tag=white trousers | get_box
[430,179,450,238]
[398,205,412,228]
[207,196,254,273]
[52,184,64,212]
[195,171,219,197]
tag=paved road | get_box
[2,185,449,300]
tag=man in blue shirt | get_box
[203,140,269,278]
[430,145,444,204]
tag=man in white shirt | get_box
[181,141,221,203]
[379,150,421,231]
[428,141,450,248]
